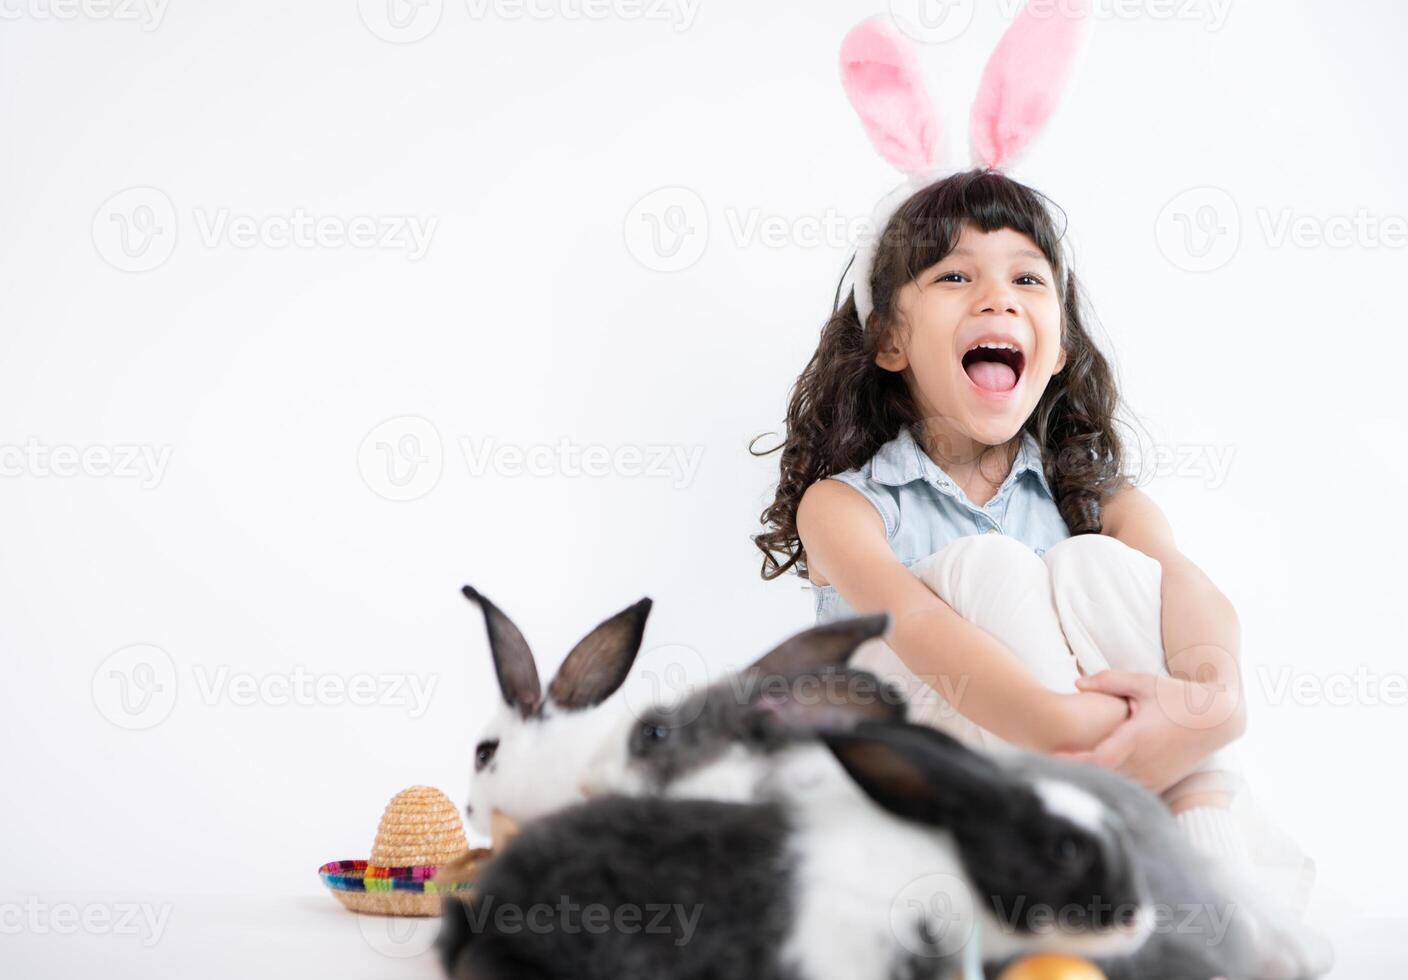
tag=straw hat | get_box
[319,785,491,916]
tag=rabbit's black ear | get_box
[549,597,653,710]
[746,613,891,680]
[747,667,906,734]
[463,586,542,718]
[821,721,1012,827]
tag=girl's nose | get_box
[974,282,1019,315]
[976,289,1020,315]
[976,302,1021,319]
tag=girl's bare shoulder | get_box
[797,478,890,586]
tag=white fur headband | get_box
[838,2,1093,327]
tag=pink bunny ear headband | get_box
[839,2,1093,328]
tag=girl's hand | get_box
[1052,669,1245,795]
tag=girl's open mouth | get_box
[961,343,1025,394]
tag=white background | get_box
[1,0,1403,976]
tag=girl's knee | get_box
[916,532,1045,582]
[911,532,1049,606]
[948,530,1045,566]
[1043,533,1161,593]
[1044,530,1141,566]
[1044,533,1165,677]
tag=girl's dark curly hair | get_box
[751,169,1131,581]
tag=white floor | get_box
[2,894,446,980]
[2,887,1396,978]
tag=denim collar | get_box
[869,425,1054,501]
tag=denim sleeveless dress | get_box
[811,425,1071,623]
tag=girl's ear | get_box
[873,325,908,372]
[1054,345,1068,374]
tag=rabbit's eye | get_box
[1050,832,1091,869]
[475,739,499,772]
[638,722,670,747]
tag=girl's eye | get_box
[474,739,499,772]
[933,272,1045,285]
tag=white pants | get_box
[850,532,1318,917]
[852,532,1236,777]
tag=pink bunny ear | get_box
[839,16,944,175]
[970,0,1092,170]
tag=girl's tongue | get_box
[965,359,1018,393]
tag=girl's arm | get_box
[1100,483,1247,731]
[1055,484,1248,793]
[797,479,1128,753]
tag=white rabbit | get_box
[459,584,651,840]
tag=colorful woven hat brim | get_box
[319,858,480,916]
[319,859,474,893]
[318,786,486,917]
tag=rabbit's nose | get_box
[464,803,473,816]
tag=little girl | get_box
[752,169,1329,977]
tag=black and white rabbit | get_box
[438,760,1150,980]
[440,614,1157,980]
[822,721,1263,979]
[585,611,1271,979]
[458,585,652,839]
